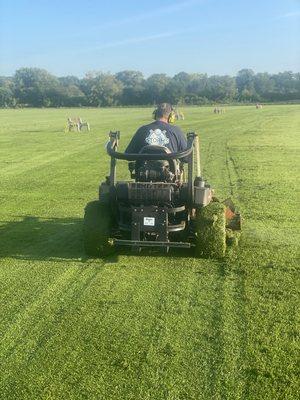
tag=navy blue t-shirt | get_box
[125,120,187,154]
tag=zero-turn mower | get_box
[83,131,241,258]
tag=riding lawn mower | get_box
[83,131,241,258]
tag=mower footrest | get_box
[114,239,192,249]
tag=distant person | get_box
[125,103,187,155]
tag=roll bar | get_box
[106,133,196,161]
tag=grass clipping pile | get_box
[195,202,226,259]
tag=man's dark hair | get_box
[153,103,173,119]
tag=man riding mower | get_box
[83,104,241,258]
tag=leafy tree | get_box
[184,93,209,105]
[87,73,123,106]
[187,74,207,93]
[115,70,145,105]
[0,87,15,107]
[206,75,237,101]
[63,85,87,106]
[57,76,87,106]
[164,79,185,104]
[145,74,171,103]
[115,70,144,87]
[0,77,16,107]
[14,68,60,106]
[271,71,300,101]
[236,69,258,101]
[254,73,275,100]
[47,84,87,107]
[0,67,299,108]
[58,76,81,86]
[173,72,193,88]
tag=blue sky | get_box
[0,0,299,77]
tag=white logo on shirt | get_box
[146,129,170,146]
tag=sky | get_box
[0,0,299,77]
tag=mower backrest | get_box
[134,145,179,182]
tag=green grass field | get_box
[0,105,299,400]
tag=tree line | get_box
[0,68,299,108]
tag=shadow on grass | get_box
[0,215,193,263]
[0,215,87,262]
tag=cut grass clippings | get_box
[196,202,226,259]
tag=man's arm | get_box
[177,129,187,152]
[174,126,189,162]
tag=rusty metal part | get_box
[223,198,242,231]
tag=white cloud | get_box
[94,32,178,49]
[84,27,198,52]
[281,10,300,18]
[91,0,205,30]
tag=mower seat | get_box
[134,145,179,182]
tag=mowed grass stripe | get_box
[1,258,226,399]
[0,263,107,398]
[0,138,103,178]
[0,106,299,399]
[233,240,299,399]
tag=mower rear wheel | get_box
[195,202,226,259]
[83,200,113,257]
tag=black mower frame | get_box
[102,131,210,251]
[83,130,241,256]
[106,130,201,207]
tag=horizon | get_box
[0,0,299,77]
[1,67,299,80]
